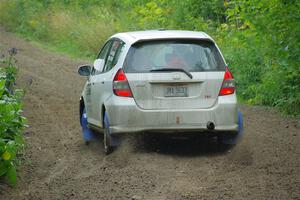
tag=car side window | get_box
[91,40,113,75]
[103,39,125,72]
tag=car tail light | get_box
[113,69,133,97]
[219,66,235,96]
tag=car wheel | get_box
[103,111,113,155]
[218,111,243,146]
[217,133,238,146]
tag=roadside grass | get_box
[0,1,116,59]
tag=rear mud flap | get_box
[222,111,244,145]
[80,112,97,142]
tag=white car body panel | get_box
[104,94,238,134]
[80,30,238,135]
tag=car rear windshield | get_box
[123,39,226,73]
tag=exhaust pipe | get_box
[207,121,215,130]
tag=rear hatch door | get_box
[124,39,226,110]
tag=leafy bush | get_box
[0,49,26,186]
[220,0,300,115]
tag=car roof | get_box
[111,30,214,45]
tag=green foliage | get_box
[132,1,169,29]
[0,0,299,115]
[221,0,300,115]
[0,50,25,186]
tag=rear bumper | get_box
[105,94,238,134]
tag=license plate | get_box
[164,85,188,97]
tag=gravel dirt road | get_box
[0,27,299,200]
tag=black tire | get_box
[217,133,238,148]
[218,111,243,146]
[103,112,113,155]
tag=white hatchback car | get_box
[78,30,243,154]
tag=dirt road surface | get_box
[0,27,299,200]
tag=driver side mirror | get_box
[78,65,91,76]
[93,59,105,72]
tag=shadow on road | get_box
[79,132,233,157]
[131,133,232,157]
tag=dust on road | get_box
[0,27,299,200]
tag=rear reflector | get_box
[113,69,133,97]
[219,67,235,96]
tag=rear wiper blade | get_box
[150,68,193,79]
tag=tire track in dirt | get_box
[0,27,299,200]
